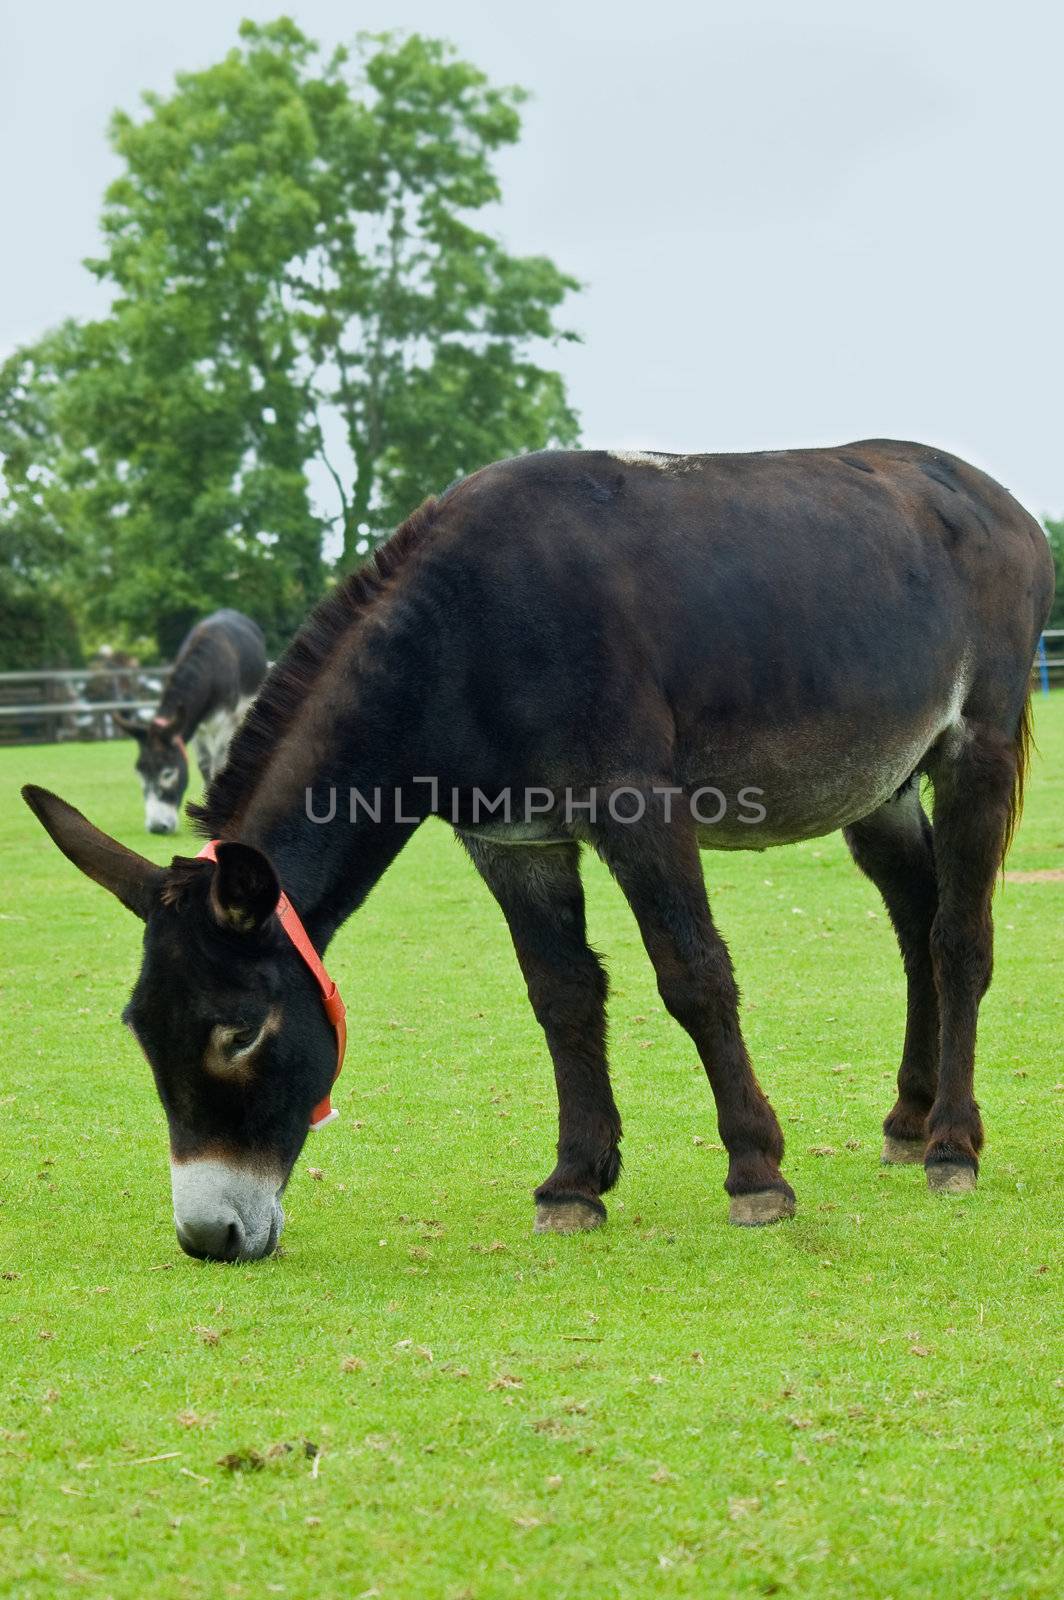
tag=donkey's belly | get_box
[458,690,964,853]
[687,707,958,849]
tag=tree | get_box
[0,19,581,658]
[283,26,581,560]
[93,19,580,567]
[0,329,80,591]
[0,328,86,667]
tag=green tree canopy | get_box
[0,326,88,667]
[0,327,81,590]
[0,18,580,655]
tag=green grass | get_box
[1,699,1062,1600]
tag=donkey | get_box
[116,610,267,834]
[23,441,1053,1261]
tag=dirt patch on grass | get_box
[1004,868,1064,883]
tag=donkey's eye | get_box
[219,1024,262,1062]
[204,1007,280,1078]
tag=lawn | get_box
[1,697,1061,1600]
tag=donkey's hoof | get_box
[534,1195,606,1234]
[881,1136,927,1165]
[926,1162,977,1195]
[729,1189,796,1227]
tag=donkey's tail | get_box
[1002,693,1035,863]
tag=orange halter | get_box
[196,840,346,1129]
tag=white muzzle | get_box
[171,1158,284,1261]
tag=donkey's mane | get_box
[188,496,440,838]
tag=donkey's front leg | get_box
[596,805,794,1226]
[464,839,621,1233]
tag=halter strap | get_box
[151,716,187,761]
[196,840,345,1129]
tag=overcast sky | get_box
[3,0,1062,515]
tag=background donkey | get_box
[23,441,1054,1259]
[116,609,267,833]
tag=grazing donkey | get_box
[117,610,267,834]
[24,441,1053,1261]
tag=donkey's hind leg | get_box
[844,782,939,1165]
[596,805,793,1226]
[464,838,621,1233]
[922,720,1019,1193]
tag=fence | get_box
[1,633,1062,748]
[1034,630,1063,694]
[0,664,173,746]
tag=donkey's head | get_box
[22,786,340,1262]
[115,713,189,835]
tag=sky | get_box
[2,0,1062,516]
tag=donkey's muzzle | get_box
[171,1157,284,1262]
[144,794,179,835]
[177,1210,247,1262]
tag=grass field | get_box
[1,697,1061,1600]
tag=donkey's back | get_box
[175,609,267,708]
[430,440,1051,843]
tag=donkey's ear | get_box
[21,785,165,920]
[113,712,148,741]
[209,842,280,934]
[151,709,184,741]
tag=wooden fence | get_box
[0,664,173,746]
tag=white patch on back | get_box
[609,449,680,471]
